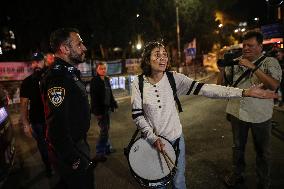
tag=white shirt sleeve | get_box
[174,73,243,98]
[131,77,158,144]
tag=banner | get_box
[109,76,126,89]
[184,38,196,65]
[106,60,122,75]
[125,58,141,74]
[77,62,92,77]
[0,62,32,81]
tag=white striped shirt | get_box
[131,72,243,144]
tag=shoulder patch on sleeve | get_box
[47,87,65,107]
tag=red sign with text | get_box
[0,62,32,81]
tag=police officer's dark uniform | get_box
[41,57,94,189]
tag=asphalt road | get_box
[2,90,284,189]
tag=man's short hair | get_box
[49,28,79,53]
[96,62,107,67]
[243,30,264,44]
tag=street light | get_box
[136,34,142,50]
[136,43,142,50]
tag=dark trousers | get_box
[49,140,95,189]
[95,111,112,155]
[280,78,284,103]
[229,115,271,188]
[31,122,50,168]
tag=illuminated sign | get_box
[107,60,122,75]
[0,62,32,81]
[0,107,8,125]
[263,38,283,44]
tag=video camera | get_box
[217,49,242,67]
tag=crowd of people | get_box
[17,28,282,189]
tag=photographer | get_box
[217,31,282,189]
[276,48,284,107]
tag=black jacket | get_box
[40,58,91,167]
[90,75,117,115]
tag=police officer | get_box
[41,28,94,189]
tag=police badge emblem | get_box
[48,87,65,107]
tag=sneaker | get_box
[224,173,244,187]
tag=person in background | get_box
[276,48,284,107]
[90,62,118,162]
[131,41,278,189]
[20,52,53,177]
[41,28,94,189]
[217,31,282,189]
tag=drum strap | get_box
[124,129,140,156]
[172,137,180,159]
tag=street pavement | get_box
[2,73,284,189]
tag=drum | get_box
[127,136,177,188]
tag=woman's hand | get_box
[153,138,165,152]
[243,84,279,99]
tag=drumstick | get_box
[161,151,172,171]
[164,151,175,167]
[163,151,178,170]
[157,151,165,173]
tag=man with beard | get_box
[20,52,53,177]
[40,28,94,189]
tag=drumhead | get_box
[128,137,176,183]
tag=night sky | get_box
[224,0,274,23]
[0,0,281,59]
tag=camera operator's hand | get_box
[217,66,225,85]
[239,58,256,70]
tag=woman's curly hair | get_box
[141,41,170,76]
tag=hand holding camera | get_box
[238,58,256,70]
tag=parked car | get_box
[0,89,15,188]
